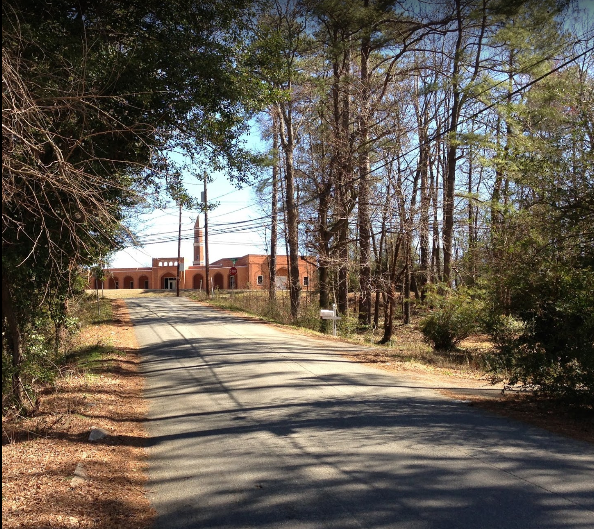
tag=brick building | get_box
[90,217,314,291]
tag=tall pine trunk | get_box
[269,111,279,301]
[443,0,463,286]
[277,101,301,319]
[357,1,372,327]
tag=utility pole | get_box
[204,175,210,298]
[176,202,182,297]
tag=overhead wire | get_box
[120,30,593,253]
[288,41,594,214]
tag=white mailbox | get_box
[320,307,340,337]
[320,310,337,319]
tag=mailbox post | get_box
[320,303,341,336]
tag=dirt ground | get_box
[2,293,592,529]
[2,300,155,529]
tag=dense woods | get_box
[3,0,593,410]
[251,0,593,403]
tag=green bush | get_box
[487,280,594,404]
[485,314,526,348]
[419,289,483,351]
[2,291,108,412]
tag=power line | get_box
[119,35,593,255]
[289,42,594,213]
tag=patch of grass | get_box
[62,344,117,374]
[72,293,114,326]
[56,295,119,376]
[194,289,496,375]
[196,290,309,327]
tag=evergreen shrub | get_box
[419,288,483,351]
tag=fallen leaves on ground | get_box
[2,300,155,529]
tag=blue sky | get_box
[109,172,271,268]
[109,116,273,269]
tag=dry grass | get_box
[88,288,181,299]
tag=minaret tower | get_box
[193,216,205,266]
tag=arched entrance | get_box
[193,273,205,290]
[161,273,176,290]
[213,272,224,290]
[109,277,118,289]
[138,275,150,289]
[123,276,134,289]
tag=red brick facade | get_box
[89,217,315,291]
[89,254,314,291]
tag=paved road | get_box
[127,297,594,529]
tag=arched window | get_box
[193,273,205,290]
[213,273,224,290]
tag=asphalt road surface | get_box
[127,297,594,529]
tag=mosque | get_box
[90,217,314,291]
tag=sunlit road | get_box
[127,297,594,529]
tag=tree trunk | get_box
[269,111,279,302]
[431,150,441,282]
[357,4,372,327]
[337,223,349,315]
[277,102,301,319]
[403,239,411,325]
[318,182,332,310]
[467,149,477,285]
[2,275,25,408]
[379,235,403,344]
[333,44,352,317]
[443,0,463,286]
[418,111,431,297]
[372,184,389,329]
